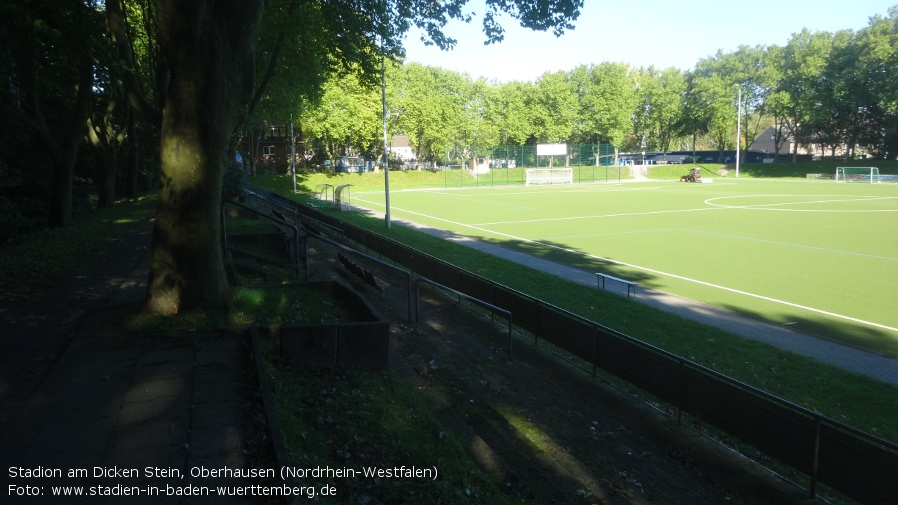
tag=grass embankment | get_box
[253,166,898,445]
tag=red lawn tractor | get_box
[680,167,702,182]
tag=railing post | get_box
[414,280,421,323]
[507,314,513,360]
[591,325,598,379]
[677,359,686,427]
[530,299,538,346]
[810,416,821,499]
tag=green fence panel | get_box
[344,224,367,247]
[491,286,539,331]
[381,240,414,267]
[817,423,898,505]
[411,252,438,280]
[681,366,816,473]
[364,233,387,257]
[535,305,595,360]
[588,328,682,405]
[431,260,460,287]
[457,270,494,302]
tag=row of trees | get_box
[297,7,898,168]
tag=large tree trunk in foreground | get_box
[144,0,264,314]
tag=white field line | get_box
[474,206,717,226]
[417,191,535,211]
[477,194,898,226]
[356,184,661,198]
[352,198,898,335]
[544,227,898,263]
[705,194,898,212]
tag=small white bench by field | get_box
[595,272,638,299]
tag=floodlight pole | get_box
[381,50,391,229]
[641,134,647,174]
[735,85,742,178]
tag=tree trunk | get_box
[97,147,118,208]
[144,0,264,314]
[47,153,77,228]
[125,112,139,198]
[42,64,93,228]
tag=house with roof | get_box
[751,126,859,160]
[389,135,415,162]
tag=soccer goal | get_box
[835,167,880,183]
[525,168,573,186]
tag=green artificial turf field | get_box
[344,178,898,356]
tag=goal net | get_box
[525,168,573,186]
[836,167,880,183]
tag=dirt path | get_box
[321,244,813,505]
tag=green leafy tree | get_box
[393,63,472,166]
[494,80,536,145]
[692,46,773,157]
[531,70,577,143]
[863,8,898,157]
[633,66,686,159]
[465,78,503,151]
[570,63,637,164]
[300,71,383,163]
[777,29,833,161]
[689,71,738,162]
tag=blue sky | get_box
[402,1,895,82]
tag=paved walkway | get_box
[0,258,253,504]
[390,214,898,388]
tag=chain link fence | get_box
[437,143,626,187]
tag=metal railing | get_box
[414,277,513,358]
[221,200,301,274]
[306,231,412,322]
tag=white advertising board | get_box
[536,143,567,156]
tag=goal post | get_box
[525,168,573,186]
[836,167,880,183]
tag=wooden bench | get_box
[595,272,638,299]
[300,219,323,236]
[271,209,291,224]
[338,253,390,292]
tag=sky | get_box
[402,0,895,83]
